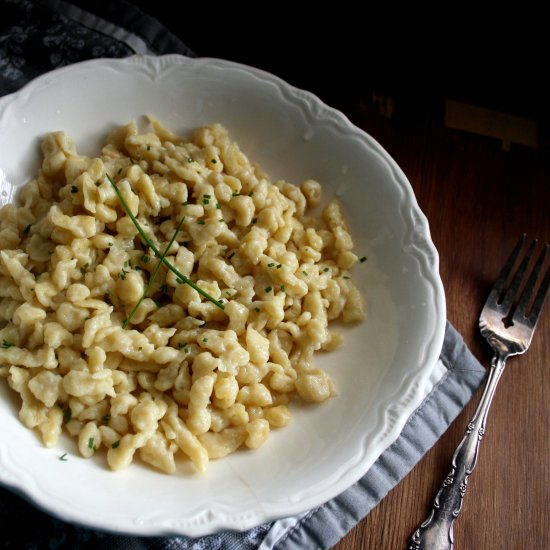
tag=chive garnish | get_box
[59,453,68,461]
[360,256,367,262]
[122,215,186,328]
[107,174,224,311]
[264,286,272,293]
[112,441,120,449]
[1,339,14,348]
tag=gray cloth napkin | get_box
[0,1,487,547]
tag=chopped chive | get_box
[267,263,275,267]
[302,271,308,276]
[176,277,184,284]
[123,216,186,328]
[264,286,272,293]
[59,453,68,461]
[197,220,205,225]
[211,159,217,164]
[323,267,330,272]
[112,441,120,449]
[203,198,210,204]
[280,285,285,292]
[248,191,254,197]
[254,307,260,312]
[231,192,240,197]
[276,264,282,269]
[141,254,151,264]
[87,437,97,452]
[107,175,224,311]
[202,338,208,343]
[215,204,221,209]
[62,409,72,425]
[343,275,351,280]
[1,339,15,348]
[360,256,367,262]
[219,218,225,223]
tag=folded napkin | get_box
[0,1,487,548]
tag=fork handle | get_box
[409,353,506,550]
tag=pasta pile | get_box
[0,118,365,473]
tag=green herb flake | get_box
[276,264,282,269]
[178,342,187,349]
[216,204,221,210]
[141,254,150,264]
[1,339,15,348]
[106,174,224,313]
[254,307,260,312]
[302,271,308,276]
[59,453,68,461]
[176,277,184,284]
[248,191,254,197]
[231,192,240,197]
[267,262,275,268]
[360,256,368,262]
[323,267,330,272]
[87,437,97,452]
[264,286,272,293]
[112,441,120,449]
[343,275,351,280]
[62,409,72,425]
[70,185,78,194]
[197,220,205,225]
[23,224,32,235]
[202,338,208,343]
[203,198,210,205]
[211,159,217,164]
[280,285,285,292]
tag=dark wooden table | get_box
[327,92,550,550]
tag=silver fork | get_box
[409,235,550,550]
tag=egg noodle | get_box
[0,118,365,473]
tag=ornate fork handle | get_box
[409,353,506,550]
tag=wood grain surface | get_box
[327,93,550,550]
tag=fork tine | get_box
[513,244,549,321]
[498,238,536,313]
[485,234,526,309]
[513,245,550,326]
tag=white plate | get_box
[0,55,445,537]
